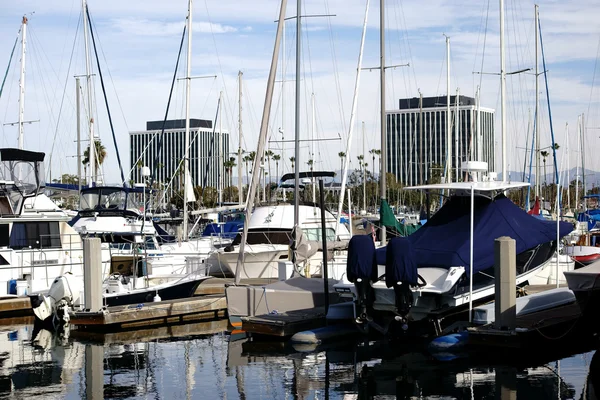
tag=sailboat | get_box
[333,0,575,336]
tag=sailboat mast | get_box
[82,0,95,186]
[362,121,366,213]
[18,16,27,150]
[500,0,507,181]
[582,112,586,204]
[238,71,243,204]
[311,92,316,205]
[445,35,451,183]
[380,0,387,243]
[566,122,570,210]
[575,115,580,211]
[218,90,223,206]
[76,77,82,201]
[183,0,193,239]
[455,88,460,180]
[293,0,301,246]
[535,4,540,198]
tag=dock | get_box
[241,307,327,337]
[71,318,228,344]
[0,296,32,318]
[194,277,277,296]
[70,294,227,331]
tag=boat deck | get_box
[241,307,327,337]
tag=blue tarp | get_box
[377,194,573,276]
[385,237,418,287]
[346,235,378,283]
[201,221,244,239]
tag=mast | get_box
[476,85,482,162]
[500,0,507,181]
[445,35,451,183]
[455,87,460,180]
[182,0,193,239]
[218,90,223,206]
[238,72,243,204]
[362,121,366,213]
[76,77,82,201]
[234,0,287,284]
[18,16,27,150]
[575,115,580,211]
[566,122,570,210]
[82,0,95,186]
[311,92,316,205]
[535,4,540,197]
[281,20,286,201]
[293,0,301,255]
[582,112,586,205]
[380,0,387,243]
[419,90,423,185]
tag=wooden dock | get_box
[241,307,327,337]
[70,294,227,331]
[71,318,228,344]
[467,301,583,348]
[0,296,32,318]
[194,277,278,296]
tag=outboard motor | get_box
[347,235,378,323]
[29,273,83,329]
[385,237,418,323]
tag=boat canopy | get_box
[376,194,573,276]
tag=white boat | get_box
[206,202,350,280]
[0,148,87,295]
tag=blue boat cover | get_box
[346,235,378,283]
[202,221,244,239]
[577,209,600,230]
[379,194,573,276]
[385,237,418,287]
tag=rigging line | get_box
[202,0,235,134]
[538,17,559,186]
[397,0,418,93]
[471,0,488,90]
[93,17,130,134]
[149,23,187,187]
[390,1,408,99]
[86,8,125,186]
[478,0,490,90]
[200,100,221,199]
[47,14,81,181]
[323,0,346,135]
[586,34,600,124]
[0,26,20,102]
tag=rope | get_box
[0,26,20,101]
[86,8,125,186]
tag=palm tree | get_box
[265,150,274,198]
[82,139,107,182]
[224,157,236,200]
[338,152,346,178]
[289,156,295,170]
[369,149,377,181]
[273,154,281,181]
[541,150,549,202]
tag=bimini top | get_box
[0,148,45,163]
[377,194,573,276]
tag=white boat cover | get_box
[564,260,600,291]
[472,287,575,325]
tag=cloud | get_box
[110,18,237,37]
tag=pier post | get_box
[83,237,102,312]
[85,344,104,399]
[494,236,516,330]
[495,367,517,400]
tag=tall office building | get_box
[129,119,229,198]
[387,95,495,186]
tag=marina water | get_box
[0,318,596,399]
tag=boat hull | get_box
[104,276,208,307]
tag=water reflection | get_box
[0,318,595,399]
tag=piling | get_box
[83,237,102,312]
[494,236,516,330]
[85,344,104,399]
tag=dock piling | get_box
[83,237,102,312]
[494,236,516,330]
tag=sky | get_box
[0,0,599,188]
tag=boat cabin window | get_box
[80,188,130,211]
[246,229,291,245]
[303,227,336,242]
[9,222,61,249]
[0,225,8,247]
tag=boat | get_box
[206,172,351,280]
[335,169,574,335]
[0,148,86,294]
[564,259,600,334]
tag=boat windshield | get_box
[0,149,45,215]
[80,188,130,211]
